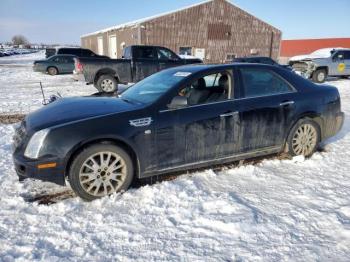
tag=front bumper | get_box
[13,153,66,186]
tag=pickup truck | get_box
[73,45,202,93]
[289,48,350,83]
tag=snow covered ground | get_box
[0,54,350,261]
[0,51,96,114]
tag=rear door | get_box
[132,46,159,82]
[156,47,183,71]
[236,66,297,151]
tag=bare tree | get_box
[11,35,29,46]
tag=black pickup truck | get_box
[73,45,202,93]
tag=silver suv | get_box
[289,48,350,83]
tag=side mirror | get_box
[168,96,188,109]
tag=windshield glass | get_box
[121,70,191,104]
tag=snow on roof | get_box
[81,0,217,38]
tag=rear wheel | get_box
[286,119,320,157]
[96,75,118,93]
[69,144,134,201]
[312,69,327,83]
[47,67,58,76]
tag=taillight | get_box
[75,59,83,72]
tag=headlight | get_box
[24,129,50,159]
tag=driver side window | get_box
[178,71,233,106]
[157,48,179,60]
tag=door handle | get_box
[220,111,239,118]
[279,101,295,107]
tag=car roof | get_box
[162,63,277,74]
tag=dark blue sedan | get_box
[13,63,344,200]
[33,54,76,75]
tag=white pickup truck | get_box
[289,48,350,83]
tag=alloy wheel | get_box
[79,151,127,197]
[292,124,318,156]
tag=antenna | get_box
[40,82,48,105]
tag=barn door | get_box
[109,35,117,59]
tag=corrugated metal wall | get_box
[81,0,281,63]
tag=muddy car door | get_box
[154,70,241,170]
[236,66,297,152]
[132,46,160,82]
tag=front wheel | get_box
[96,75,118,93]
[69,144,134,201]
[312,69,327,83]
[286,119,320,157]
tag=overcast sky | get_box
[0,0,349,45]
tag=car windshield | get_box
[121,70,191,104]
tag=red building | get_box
[280,38,350,61]
[280,38,350,57]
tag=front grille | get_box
[13,121,27,150]
[292,62,309,72]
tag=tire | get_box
[47,67,58,76]
[96,75,118,93]
[68,143,134,201]
[312,69,327,83]
[285,119,320,158]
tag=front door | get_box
[132,46,159,82]
[109,35,117,58]
[237,66,297,151]
[153,69,241,171]
[156,47,183,71]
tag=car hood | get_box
[289,54,330,62]
[25,97,142,131]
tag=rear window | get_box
[133,47,156,60]
[81,49,94,57]
[58,48,81,56]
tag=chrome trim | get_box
[279,101,295,107]
[220,111,239,118]
[158,91,296,113]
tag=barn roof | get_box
[81,0,279,38]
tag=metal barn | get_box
[81,0,281,63]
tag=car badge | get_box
[129,117,153,127]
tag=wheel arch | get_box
[93,68,120,86]
[64,137,140,181]
[47,66,59,74]
[315,66,329,75]
[284,112,324,151]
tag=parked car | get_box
[233,56,292,70]
[0,51,4,57]
[13,63,344,201]
[73,45,203,93]
[33,54,76,75]
[289,48,350,83]
[45,47,109,59]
